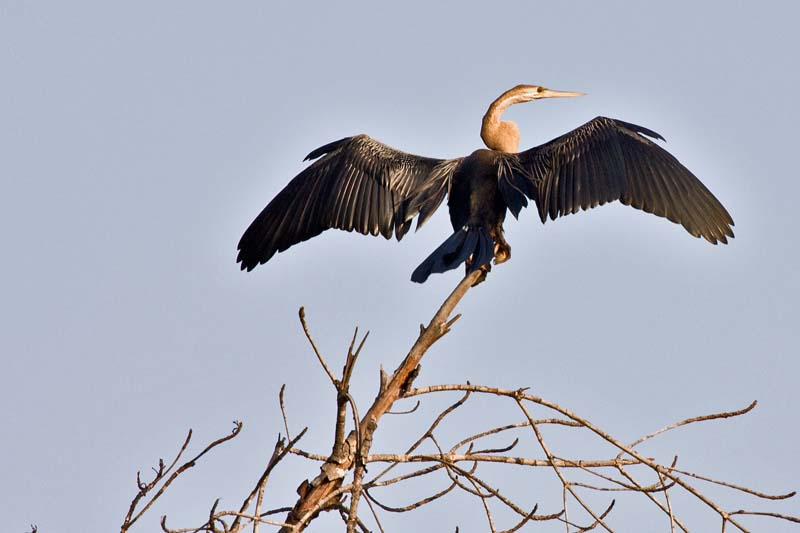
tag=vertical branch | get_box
[230,428,308,533]
[279,384,292,441]
[281,270,482,531]
[658,470,676,533]
[347,461,367,533]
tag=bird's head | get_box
[505,84,586,103]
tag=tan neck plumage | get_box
[480,87,530,153]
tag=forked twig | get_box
[122,421,243,532]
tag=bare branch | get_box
[298,307,337,387]
[230,428,308,533]
[623,400,758,453]
[728,510,800,523]
[366,453,642,468]
[279,384,291,441]
[364,483,456,513]
[666,466,796,500]
[386,400,420,415]
[280,270,483,531]
[122,421,243,532]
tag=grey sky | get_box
[2,1,798,531]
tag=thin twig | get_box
[386,400,420,415]
[728,510,800,523]
[364,483,456,513]
[658,470,676,533]
[230,428,308,533]
[123,430,192,531]
[279,384,291,441]
[298,307,337,387]
[362,491,386,533]
[666,466,796,500]
[623,401,758,454]
[124,422,243,532]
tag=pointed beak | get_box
[540,88,585,99]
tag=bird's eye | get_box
[537,87,544,93]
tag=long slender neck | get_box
[481,87,529,153]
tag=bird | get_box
[236,85,733,284]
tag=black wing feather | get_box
[516,117,734,244]
[237,135,459,270]
[403,158,464,231]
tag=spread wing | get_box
[237,134,460,270]
[515,117,734,244]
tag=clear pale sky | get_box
[2,1,798,531]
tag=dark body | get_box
[409,149,512,283]
[448,149,507,235]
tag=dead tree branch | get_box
[122,270,798,532]
[279,269,483,530]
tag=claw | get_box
[493,242,511,265]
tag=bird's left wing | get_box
[512,117,734,244]
[237,135,460,270]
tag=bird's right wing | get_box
[237,135,461,270]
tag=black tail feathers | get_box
[411,227,494,283]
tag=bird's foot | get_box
[493,242,511,265]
